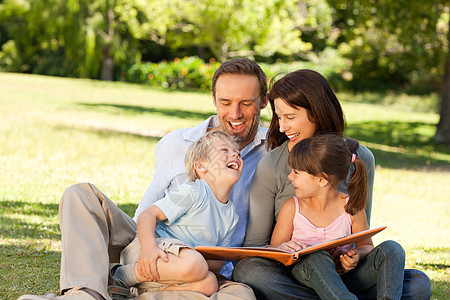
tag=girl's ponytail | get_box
[345,153,368,215]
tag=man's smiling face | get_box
[213,74,266,150]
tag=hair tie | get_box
[351,154,356,163]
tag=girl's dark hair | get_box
[267,69,346,150]
[288,134,367,215]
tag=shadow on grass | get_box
[0,244,60,299]
[54,124,166,141]
[0,200,139,240]
[0,200,60,240]
[78,102,214,121]
[346,120,450,170]
[416,262,450,271]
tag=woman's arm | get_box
[244,155,277,246]
[358,145,375,226]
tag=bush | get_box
[126,56,219,91]
[126,50,347,92]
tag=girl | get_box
[270,134,405,299]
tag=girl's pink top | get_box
[291,196,352,253]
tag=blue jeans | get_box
[291,241,405,299]
[233,241,431,300]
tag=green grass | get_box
[1,72,449,299]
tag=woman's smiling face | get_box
[274,98,317,150]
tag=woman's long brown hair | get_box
[267,69,345,150]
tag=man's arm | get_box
[134,131,190,220]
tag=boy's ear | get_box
[194,160,207,174]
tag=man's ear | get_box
[260,93,269,109]
[212,93,217,108]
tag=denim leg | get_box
[399,269,431,300]
[291,250,357,300]
[342,240,405,300]
[232,257,320,300]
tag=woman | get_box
[233,69,431,300]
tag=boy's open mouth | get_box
[227,161,239,170]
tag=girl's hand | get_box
[136,246,169,282]
[339,248,360,273]
[275,240,307,253]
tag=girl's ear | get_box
[318,173,329,187]
[318,177,329,187]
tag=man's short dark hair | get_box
[211,58,267,103]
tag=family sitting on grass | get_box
[19,58,431,300]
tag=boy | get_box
[109,130,243,297]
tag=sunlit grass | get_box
[1,72,449,299]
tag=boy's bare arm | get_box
[136,205,169,281]
[207,260,224,274]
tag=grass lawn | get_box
[1,72,449,299]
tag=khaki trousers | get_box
[58,183,255,300]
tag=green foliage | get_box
[125,50,348,92]
[328,0,448,93]
[0,0,448,97]
[163,0,316,61]
[0,0,178,79]
[0,0,340,78]
[126,56,218,91]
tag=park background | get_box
[0,0,449,298]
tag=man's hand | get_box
[339,248,360,273]
[136,246,169,282]
[275,240,307,253]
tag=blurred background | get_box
[0,0,449,144]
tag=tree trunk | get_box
[100,52,114,81]
[434,18,450,145]
[100,4,115,81]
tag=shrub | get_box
[126,50,347,92]
[126,56,218,91]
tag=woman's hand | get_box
[136,246,169,282]
[339,248,360,273]
[275,240,307,253]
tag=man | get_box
[19,57,269,300]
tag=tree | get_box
[163,0,333,62]
[0,0,177,80]
[328,0,450,144]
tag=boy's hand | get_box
[136,246,169,282]
[275,240,307,253]
[339,248,360,273]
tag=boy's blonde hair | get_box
[185,131,238,182]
